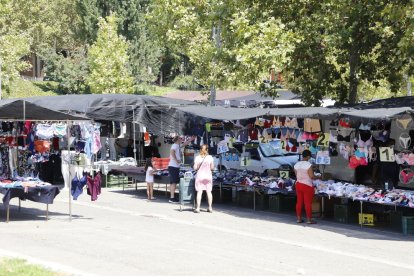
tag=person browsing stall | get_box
[145,158,157,200]
[168,135,195,203]
[193,144,214,213]
[294,150,321,224]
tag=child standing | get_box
[145,158,156,200]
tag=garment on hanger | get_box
[396,116,413,130]
[359,123,372,131]
[337,128,353,142]
[36,124,54,139]
[304,118,321,133]
[356,134,373,148]
[399,133,411,149]
[329,142,338,156]
[272,116,281,127]
[71,174,88,200]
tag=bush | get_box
[169,75,204,90]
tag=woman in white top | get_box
[294,150,321,224]
[193,144,215,213]
[145,158,156,200]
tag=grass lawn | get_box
[5,79,60,99]
[0,258,66,276]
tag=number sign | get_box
[379,147,395,162]
[317,132,330,147]
[279,170,289,179]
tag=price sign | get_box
[316,150,331,165]
[379,147,395,162]
[279,170,289,179]
[240,156,251,167]
[217,140,229,154]
[317,132,330,147]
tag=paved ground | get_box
[1,185,414,276]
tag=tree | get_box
[40,48,89,94]
[76,0,162,86]
[86,15,134,94]
[0,0,31,95]
[148,1,296,94]
[260,0,412,105]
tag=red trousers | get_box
[295,182,314,219]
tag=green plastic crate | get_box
[105,175,129,187]
[402,216,414,235]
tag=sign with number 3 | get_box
[379,147,395,162]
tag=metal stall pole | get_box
[133,108,137,162]
[67,119,72,221]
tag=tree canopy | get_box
[86,15,134,94]
[0,0,413,102]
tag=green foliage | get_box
[76,0,163,84]
[261,0,412,105]
[0,0,32,95]
[86,15,134,94]
[5,79,59,99]
[148,1,295,92]
[40,48,89,94]
[169,75,204,91]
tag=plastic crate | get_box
[256,194,268,211]
[237,191,253,208]
[402,216,414,235]
[269,195,296,213]
[334,204,349,223]
[389,211,403,232]
[105,175,129,187]
[312,198,321,218]
[359,213,374,226]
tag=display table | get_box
[0,185,60,222]
[105,165,171,195]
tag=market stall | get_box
[0,99,89,222]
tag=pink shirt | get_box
[294,161,313,186]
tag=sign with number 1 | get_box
[379,147,395,162]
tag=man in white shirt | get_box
[168,135,195,203]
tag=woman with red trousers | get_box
[294,150,321,224]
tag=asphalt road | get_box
[1,186,413,276]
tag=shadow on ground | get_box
[0,205,89,223]
[109,186,414,242]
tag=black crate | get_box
[256,194,268,210]
[237,191,253,208]
[212,187,233,203]
[269,195,296,213]
[334,204,358,224]
[389,211,403,232]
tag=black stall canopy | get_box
[0,99,87,121]
[21,94,198,122]
[2,94,414,134]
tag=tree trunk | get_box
[348,49,359,104]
